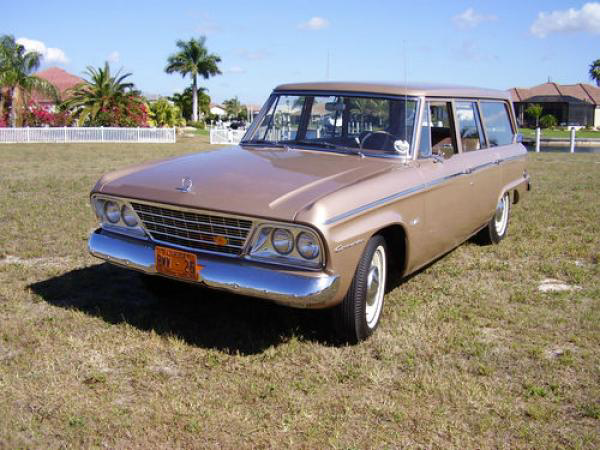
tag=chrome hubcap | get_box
[365,245,386,329]
[494,193,509,235]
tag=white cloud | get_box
[107,51,120,63]
[530,2,600,37]
[16,37,69,64]
[452,8,497,29]
[226,66,245,74]
[298,17,330,30]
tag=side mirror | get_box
[516,133,523,143]
[393,140,410,159]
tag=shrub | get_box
[22,102,73,127]
[147,99,185,127]
[88,96,149,127]
[187,120,205,129]
[540,114,557,129]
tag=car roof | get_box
[274,81,510,100]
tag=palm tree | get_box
[0,34,58,126]
[169,86,210,120]
[589,59,600,87]
[63,62,140,125]
[165,36,221,122]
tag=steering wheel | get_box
[358,130,397,150]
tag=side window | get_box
[421,102,457,159]
[455,101,485,151]
[480,102,514,147]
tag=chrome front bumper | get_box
[88,229,340,308]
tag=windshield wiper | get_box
[291,140,338,149]
[240,140,286,148]
[290,140,364,157]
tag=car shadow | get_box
[28,263,337,355]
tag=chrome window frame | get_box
[244,90,421,160]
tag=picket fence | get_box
[0,127,176,144]
[209,127,247,145]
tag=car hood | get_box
[95,145,395,222]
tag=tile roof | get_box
[32,67,84,103]
[508,82,600,105]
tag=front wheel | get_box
[333,235,387,344]
[474,191,511,245]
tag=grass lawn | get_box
[0,139,599,447]
[519,128,600,139]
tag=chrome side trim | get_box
[324,152,527,226]
[470,161,497,173]
[324,170,466,225]
[88,229,340,308]
[500,154,526,163]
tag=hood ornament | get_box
[176,177,193,193]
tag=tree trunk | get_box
[10,88,17,128]
[192,75,198,122]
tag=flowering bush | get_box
[22,101,73,127]
[0,116,6,127]
[88,96,149,127]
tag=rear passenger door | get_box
[479,101,526,202]
[416,101,474,261]
[454,101,501,228]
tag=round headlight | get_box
[271,228,293,255]
[104,201,121,223]
[93,198,105,219]
[121,204,138,227]
[296,232,320,260]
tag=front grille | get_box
[131,202,253,255]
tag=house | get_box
[32,67,84,108]
[209,104,226,117]
[509,82,600,128]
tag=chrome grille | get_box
[131,202,253,255]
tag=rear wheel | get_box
[333,235,387,344]
[474,191,511,245]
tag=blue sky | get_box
[3,1,599,105]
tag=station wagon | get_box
[88,82,530,343]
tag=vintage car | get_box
[88,82,530,343]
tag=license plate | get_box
[155,246,199,281]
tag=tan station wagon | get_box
[88,82,530,343]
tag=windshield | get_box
[243,93,418,155]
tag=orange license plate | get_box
[155,246,199,281]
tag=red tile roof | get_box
[32,67,84,103]
[508,82,600,105]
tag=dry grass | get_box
[0,139,599,448]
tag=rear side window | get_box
[480,102,514,147]
[455,101,485,151]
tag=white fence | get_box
[0,127,176,144]
[209,127,247,145]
